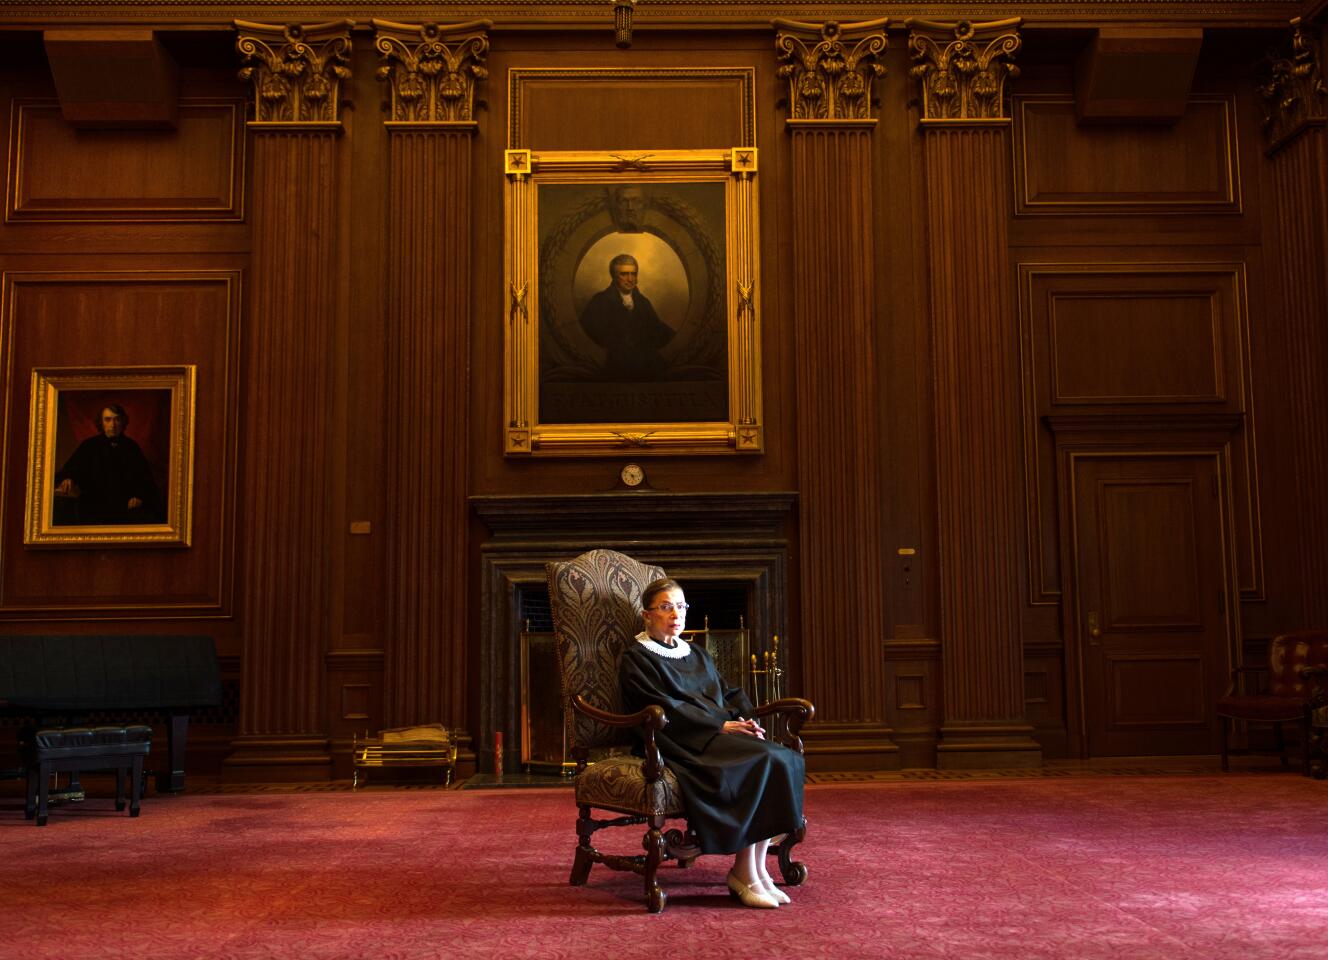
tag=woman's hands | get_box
[723,717,766,740]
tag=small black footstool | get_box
[25,726,152,826]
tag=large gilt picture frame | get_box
[24,365,196,547]
[503,148,762,455]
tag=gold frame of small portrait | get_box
[24,364,197,547]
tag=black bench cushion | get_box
[33,725,153,760]
[0,635,221,711]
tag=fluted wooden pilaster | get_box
[372,22,487,772]
[381,127,475,732]
[910,17,1039,767]
[788,123,897,769]
[1262,21,1328,625]
[924,125,1039,767]
[776,18,896,770]
[227,128,340,779]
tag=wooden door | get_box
[1071,455,1233,757]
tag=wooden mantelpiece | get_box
[472,491,796,541]
[471,491,795,776]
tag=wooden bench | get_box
[25,725,153,826]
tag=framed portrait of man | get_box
[503,148,763,456]
[24,366,196,547]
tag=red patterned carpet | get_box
[3,775,1326,959]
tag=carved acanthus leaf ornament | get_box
[774,18,888,121]
[373,19,492,123]
[235,20,353,124]
[907,18,1021,123]
[1259,17,1326,152]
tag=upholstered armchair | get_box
[1216,630,1328,776]
[546,548,814,913]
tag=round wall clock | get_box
[620,463,646,487]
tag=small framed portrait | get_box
[24,366,196,547]
[503,148,763,456]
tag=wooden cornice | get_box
[0,2,1307,32]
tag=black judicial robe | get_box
[54,433,162,525]
[619,638,805,854]
[578,286,674,382]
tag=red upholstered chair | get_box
[546,548,813,913]
[1216,630,1328,776]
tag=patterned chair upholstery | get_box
[1216,630,1328,776]
[547,548,812,913]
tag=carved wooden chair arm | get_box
[1299,666,1328,707]
[573,694,666,731]
[752,697,815,752]
[572,694,670,783]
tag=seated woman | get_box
[619,578,806,909]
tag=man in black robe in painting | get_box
[620,578,805,910]
[578,253,676,382]
[54,404,162,525]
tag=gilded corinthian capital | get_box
[774,18,888,122]
[235,20,354,124]
[1259,18,1326,152]
[907,18,1021,123]
[373,19,492,124]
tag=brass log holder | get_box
[352,723,458,789]
[749,633,785,705]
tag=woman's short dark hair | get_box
[641,578,681,610]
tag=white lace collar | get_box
[635,630,692,659]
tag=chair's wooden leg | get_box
[643,815,667,914]
[569,805,594,886]
[1275,721,1288,768]
[116,764,127,812]
[1219,717,1230,772]
[776,817,809,886]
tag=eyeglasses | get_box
[646,602,689,614]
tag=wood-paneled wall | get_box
[1,8,1324,778]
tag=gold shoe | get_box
[727,871,779,909]
[761,877,791,904]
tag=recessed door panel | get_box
[1108,655,1206,726]
[1101,482,1202,627]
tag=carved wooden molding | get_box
[373,18,491,124]
[774,18,888,122]
[614,0,636,48]
[234,19,353,124]
[907,18,1021,123]
[1259,17,1326,153]
[5,3,1301,29]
